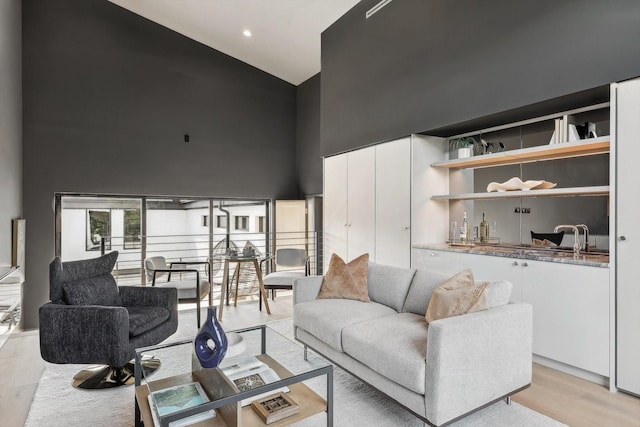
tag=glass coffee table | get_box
[134,324,333,427]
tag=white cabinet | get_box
[324,136,446,270]
[323,146,375,269]
[376,138,411,267]
[413,249,610,378]
[524,260,609,377]
[613,78,640,395]
[411,248,458,275]
[323,154,349,263]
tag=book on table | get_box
[147,381,215,427]
[220,355,289,406]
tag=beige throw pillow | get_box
[425,269,490,324]
[317,253,370,302]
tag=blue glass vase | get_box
[194,306,228,368]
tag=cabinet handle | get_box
[619,236,627,241]
[513,261,519,266]
[404,226,410,230]
[522,262,528,267]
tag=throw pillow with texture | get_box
[317,253,370,302]
[425,269,489,324]
[62,275,123,306]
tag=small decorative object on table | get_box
[251,392,300,424]
[194,306,228,368]
[242,247,255,257]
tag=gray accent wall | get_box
[321,0,640,156]
[296,73,322,196]
[22,0,297,328]
[0,0,22,267]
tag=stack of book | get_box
[220,355,290,407]
[147,382,215,427]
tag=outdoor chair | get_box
[260,248,309,310]
[144,256,212,328]
[39,251,178,389]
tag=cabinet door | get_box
[346,147,376,262]
[457,253,523,301]
[376,138,411,267]
[615,78,640,393]
[523,260,609,377]
[411,248,458,275]
[323,154,348,270]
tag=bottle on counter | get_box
[480,212,489,242]
[460,212,470,243]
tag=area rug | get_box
[25,310,566,427]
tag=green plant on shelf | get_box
[450,137,477,150]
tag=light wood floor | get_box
[1,295,639,427]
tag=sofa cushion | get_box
[293,299,396,352]
[367,262,416,312]
[62,275,122,307]
[342,312,429,394]
[317,253,370,302]
[127,306,170,337]
[402,269,450,315]
[425,269,489,323]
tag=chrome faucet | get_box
[576,224,590,252]
[554,225,581,255]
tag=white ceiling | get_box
[109,0,361,85]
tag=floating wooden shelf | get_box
[432,136,610,169]
[432,186,610,201]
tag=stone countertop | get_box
[413,243,609,268]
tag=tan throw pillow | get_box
[425,269,490,324]
[317,253,370,302]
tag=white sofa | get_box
[293,262,532,426]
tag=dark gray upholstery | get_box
[39,252,178,367]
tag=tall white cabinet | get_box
[323,146,375,267]
[375,138,411,267]
[613,78,640,396]
[323,135,447,271]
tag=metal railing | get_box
[98,231,320,289]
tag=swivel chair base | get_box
[72,355,160,389]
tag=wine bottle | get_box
[480,212,489,242]
[460,212,470,243]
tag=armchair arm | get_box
[119,286,177,310]
[169,261,211,283]
[292,276,324,305]
[424,302,533,426]
[39,302,131,366]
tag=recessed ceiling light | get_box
[243,29,252,37]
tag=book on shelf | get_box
[147,381,215,427]
[221,355,290,406]
[251,392,300,424]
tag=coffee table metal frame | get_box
[134,324,333,427]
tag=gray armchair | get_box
[39,251,178,389]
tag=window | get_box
[124,209,141,249]
[234,216,249,231]
[216,215,228,228]
[202,215,209,227]
[87,209,111,251]
[256,216,266,233]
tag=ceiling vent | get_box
[365,0,394,19]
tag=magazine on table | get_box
[147,381,215,427]
[220,355,290,406]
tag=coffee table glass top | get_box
[135,324,331,426]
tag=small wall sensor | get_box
[184,134,190,143]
